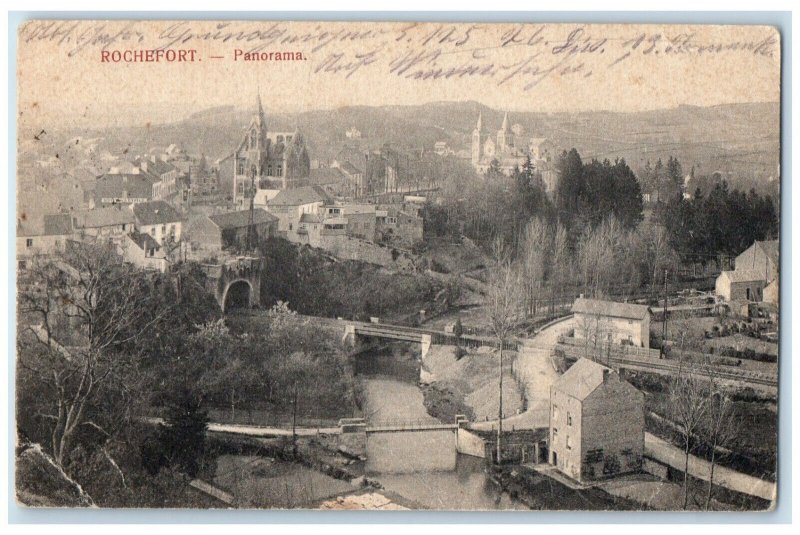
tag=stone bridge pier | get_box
[200,256,263,313]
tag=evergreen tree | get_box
[152,387,209,478]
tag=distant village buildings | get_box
[345,126,362,139]
[470,112,558,192]
[549,358,645,483]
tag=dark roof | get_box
[43,213,73,236]
[757,240,779,265]
[308,167,345,184]
[132,200,181,226]
[94,173,154,202]
[572,298,650,321]
[339,161,363,175]
[720,269,766,283]
[134,156,178,176]
[208,208,277,229]
[269,186,333,207]
[129,230,161,251]
[300,212,324,224]
[552,358,613,401]
[75,206,136,228]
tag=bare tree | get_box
[576,217,621,298]
[668,359,709,510]
[550,222,571,315]
[701,372,739,510]
[486,237,521,463]
[18,240,171,466]
[518,218,551,319]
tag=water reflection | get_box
[357,343,528,510]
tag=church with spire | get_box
[471,111,547,177]
[222,94,311,208]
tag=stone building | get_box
[184,208,278,259]
[572,298,651,348]
[715,269,767,302]
[218,95,311,208]
[549,358,645,483]
[715,239,779,304]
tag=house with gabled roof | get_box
[572,298,651,348]
[131,200,182,245]
[120,230,168,272]
[716,239,780,304]
[266,186,333,234]
[184,208,278,259]
[549,358,644,483]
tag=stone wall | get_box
[310,233,417,271]
[456,428,487,458]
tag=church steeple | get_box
[256,92,267,129]
[500,111,510,132]
[475,112,483,133]
[497,112,510,153]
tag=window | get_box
[552,404,558,419]
[567,412,573,426]
[552,428,558,437]
[161,225,167,234]
[566,436,572,450]
[122,224,127,231]
[18,260,26,270]
[26,238,33,248]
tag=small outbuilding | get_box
[715,269,766,302]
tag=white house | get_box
[131,200,182,246]
[572,298,651,348]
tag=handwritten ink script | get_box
[19,21,779,92]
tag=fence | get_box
[556,337,777,388]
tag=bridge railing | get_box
[365,418,458,430]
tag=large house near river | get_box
[549,358,645,484]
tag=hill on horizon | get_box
[23,100,781,191]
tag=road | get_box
[644,433,776,502]
[471,316,574,432]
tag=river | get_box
[353,344,528,510]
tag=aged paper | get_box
[15,20,780,511]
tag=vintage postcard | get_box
[14,20,780,511]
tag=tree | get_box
[518,218,551,318]
[669,360,709,510]
[701,374,739,510]
[280,351,320,456]
[18,241,172,467]
[148,387,209,478]
[486,238,521,463]
[555,148,585,216]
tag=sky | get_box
[16,20,782,129]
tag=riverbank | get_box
[421,344,524,423]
